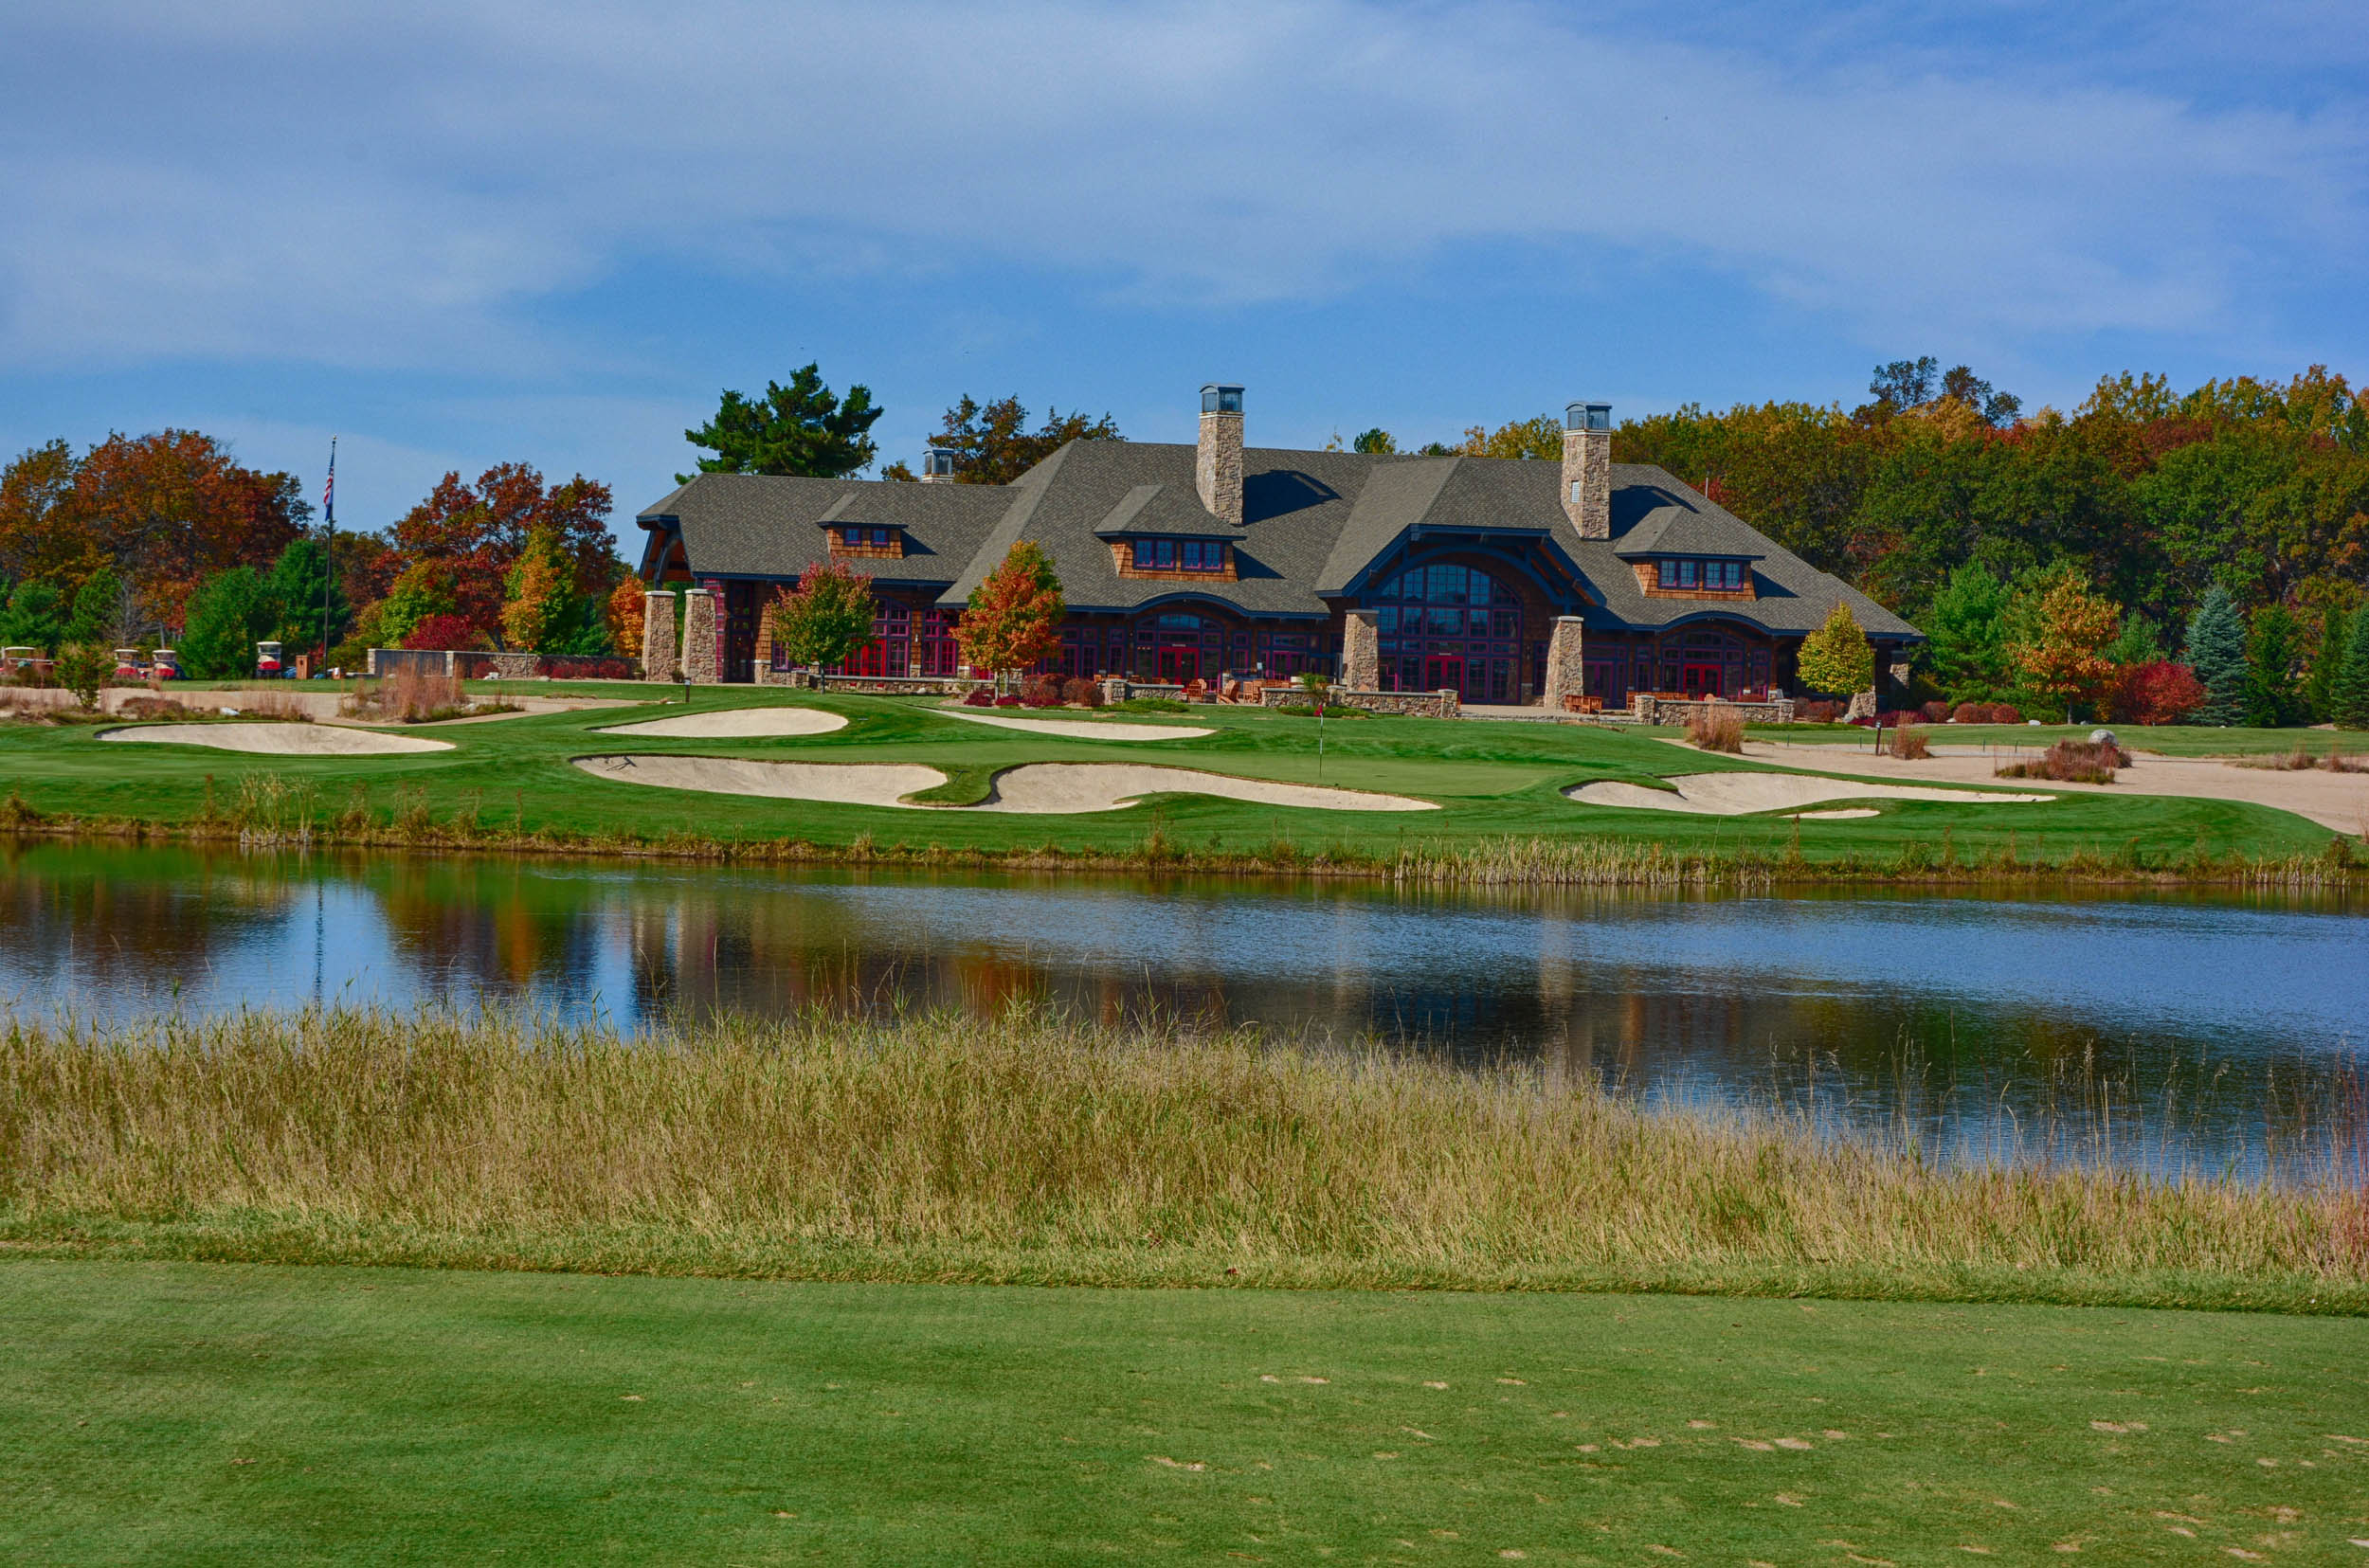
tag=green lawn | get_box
[0,685,2341,869]
[3,1261,2363,1564]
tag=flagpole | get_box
[322,438,336,676]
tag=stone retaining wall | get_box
[817,674,991,697]
[1258,686,1459,719]
[1632,695,1796,726]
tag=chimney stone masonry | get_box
[1562,400,1612,541]
[1197,384,1244,528]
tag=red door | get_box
[1158,645,1199,683]
[1681,662,1723,697]
[1423,654,1465,694]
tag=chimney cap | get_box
[1201,384,1244,415]
[922,447,958,478]
[1565,400,1612,432]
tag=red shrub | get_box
[962,687,995,707]
[1920,700,1953,724]
[1060,676,1103,708]
[1021,676,1063,709]
[2114,660,2208,726]
[993,694,1022,708]
[1795,699,1843,724]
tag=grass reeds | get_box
[2242,738,2369,773]
[1998,736,2132,784]
[1,1004,2362,1308]
[1684,707,1745,753]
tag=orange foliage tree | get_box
[2015,569,2123,722]
[390,464,613,642]
[956,542,1064,674]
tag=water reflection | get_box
[2,840,2362,1177]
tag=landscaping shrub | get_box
[1020,676,1063,709]
[1892,726,1931,760]
[1060,676,1102,708]
[1997,737,2131,784]
[541,656,638,681]
[114,694,190,721]
[1919,700,1953,724]
[1794,699,1842,723]
[1685,708,1745,753]
[962,688,996,707]
[993,694,1022,708]
[2114,660,2208,726]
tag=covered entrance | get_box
[1366,561,1525,703]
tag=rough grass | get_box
[1683,708,1745,753]
[4,1006,2363,1311]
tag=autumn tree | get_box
[765,561,876,671]
[1459,415,1562,461]
[684,364,884,480]
[899,395,1121,486]
[1794,602,1873,696]
[2013,569,2123,723]
[606,578,648,658]
[2115,661,2209,726]
[390,465,614,640]
[500,525,577,652]
[957,542,1064,674]
[374,559,461,649]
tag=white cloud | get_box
[0,0,2361,369]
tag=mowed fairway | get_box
[3,1262,2364,1565]
[0,685,2341,866]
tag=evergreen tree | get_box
[2304,603,2351,722]
[2242,604,2306,728]
[2333,605,2369,730]
[265,538,349,655]
[1795,601,1874,697]
[1920,564,2011,701]
[2180,585,2250,727]
[0,580,66,652]
[683,364,884,480]
[66,567,122,647]
[179,567,278,679]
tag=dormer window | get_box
[1131,538,1225,572]
[1656,558,1746,590]
[840,526,895,548]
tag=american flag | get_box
[322,438,336,527]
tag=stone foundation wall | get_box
[482,652,539,680]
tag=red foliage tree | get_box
[955,542,1064,674]
[2113,660,2210,725]
[390,464,613,642]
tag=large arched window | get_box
[1366,562,1524,702]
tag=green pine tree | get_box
[66,568,122,647]
[2180,585,2249,727]
[0,580,67,653]
[2305,604,2350,722]
[266,539,350,656]
[179,568,279,680]
[2242,604,2306,729]
[2333,605,2369,730]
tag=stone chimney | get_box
[919,447,957,484]
[1561,399,1612,540]
[1196,384,1244,528]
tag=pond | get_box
[2,840,2363,1179]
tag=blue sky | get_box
[3,0,2363,550]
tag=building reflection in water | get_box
[0,841,2361,1177]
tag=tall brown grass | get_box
[1685,707,1745,753]
[1,1006,2360,1303]
[1998,737,2131,784]
[342,669,470,722]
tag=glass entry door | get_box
[1422,654,1465,694]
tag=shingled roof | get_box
[638,441,1919,640]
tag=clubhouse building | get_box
[635,387,1918,709]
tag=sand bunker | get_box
[1566,771,2051,816]
[99,722,453,756]
[593,706,848,739]
[575,755,1433,814]
[937,709,1211,741]
[972,764,1433,814]
[576,754,944,804]
[1788,807,1881,820]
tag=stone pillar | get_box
[1342,609,1379,691]
[642,591,677,682]
[1844,689,1876,723]
[1541,615,1585,711]
[681,588,719,684]
[1436,688,1460,720]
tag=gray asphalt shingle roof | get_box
[639,442,1919,640]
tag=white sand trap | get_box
[938,709,1211,741]
[1566,771,2051,816]
[575,754,945,806]
[99,722,452,756]
[1788,808,1881,820]
[574,754,1432,814]
[593,706,848,739]
[973,763,1435,814]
